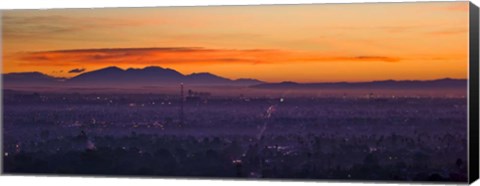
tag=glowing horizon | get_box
[2,2,470,83]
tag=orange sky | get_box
[1,2,470,83]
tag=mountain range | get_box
[3,66,264,87]
[252,78,467,89]
[2,66,467,89]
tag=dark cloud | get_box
[17,47,276,66]
[68,68,86,73]
[15,46,405,67]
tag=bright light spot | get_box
[280,98,284,102]
[4,152,8,157]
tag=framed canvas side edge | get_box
[469,1,479,184]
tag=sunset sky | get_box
[1,1,470,83]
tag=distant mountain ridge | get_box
[251,78,467,89]
[3,72,65,85]
[2,66,467,89]
[3,66,264,87]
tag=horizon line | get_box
[2,66,468,85]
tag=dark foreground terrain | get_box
[2,90,468,182]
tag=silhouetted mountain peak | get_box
[99,66,123,72]
[433,78,460,82]
[3,71,62,85]
[5,71,48,77]
[125,66,183,76]
[143,66,169,70]
[185,72,231,84]
[127,66,165,71]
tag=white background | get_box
[0,0,479,186]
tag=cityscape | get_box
[2,1,470,182]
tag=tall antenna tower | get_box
[179,83,184,126]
